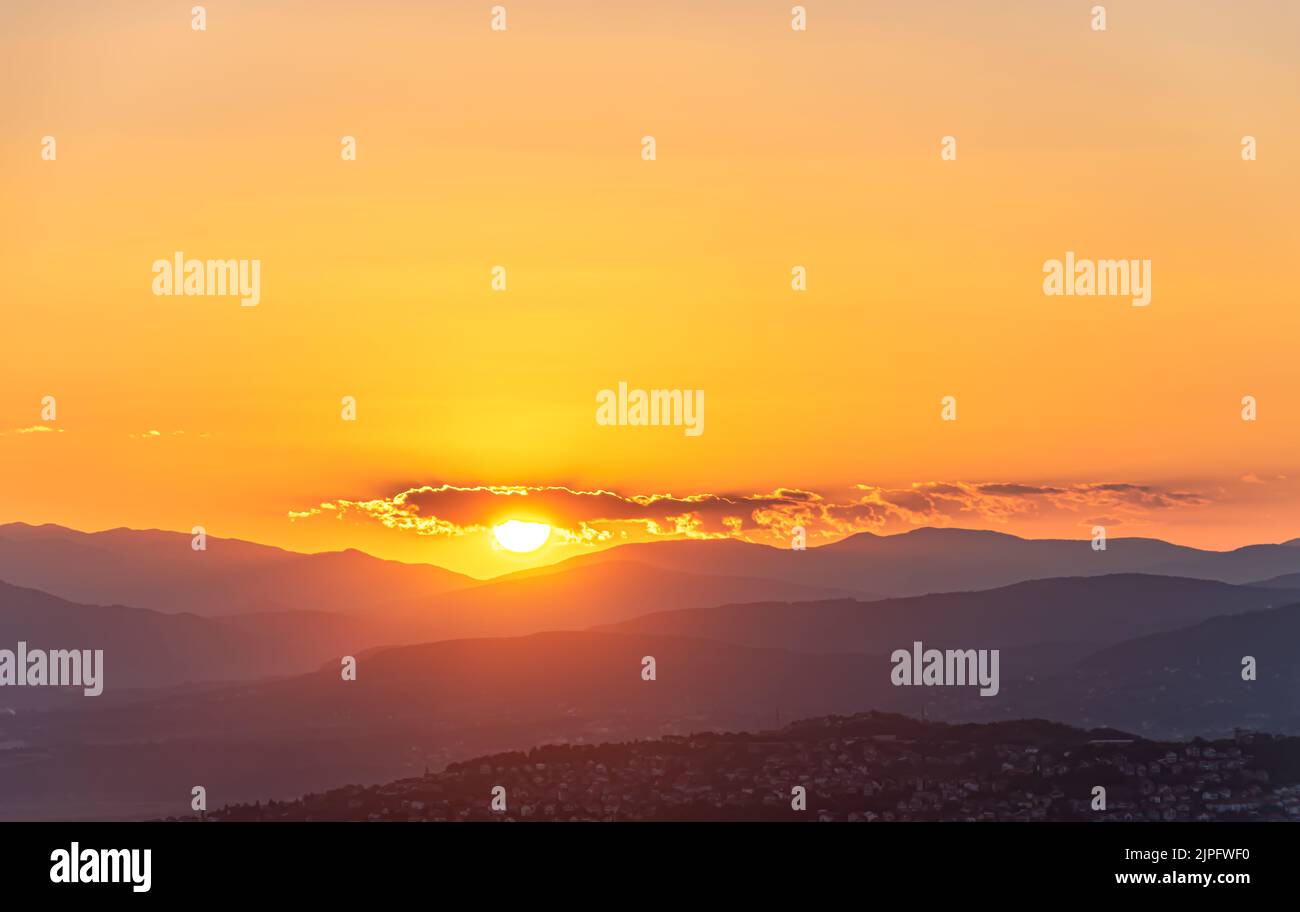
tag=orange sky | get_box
[2,0,1298,577]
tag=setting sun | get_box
[492,520,552,554]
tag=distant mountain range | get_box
[492,526,1300,596]
[5,529,1295,703]
[4,521,1300,820]
[0,566,862,698]
[0,581,374,708]
[7,523,1300,620]
[594,573,1300,657]
[0,630,892,819]
[0,522,474,617]
[5,580,1300,819]
[1253,572,1300,589]
[1039,602,1300,736]
[388,559,865,641]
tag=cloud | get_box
[289,479,1213,547]
[290,484,825,543]
[128,430,196,440]
[841,481,1208,534]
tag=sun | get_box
[492,520,552,554]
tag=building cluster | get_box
[207,714,1300,822]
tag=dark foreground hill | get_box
[193,711,1300,822]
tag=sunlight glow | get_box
[492,520,552,554]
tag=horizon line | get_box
[3,517,1297,581]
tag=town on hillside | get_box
[192,713,1300,823]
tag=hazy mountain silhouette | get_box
[1250,571,1300,589]
[0,522,475,616]
[0,581,375,707]
[7,521,1300,819]
[989,602,1300,739]
[1079,601,1300,676]
[386,560,868,641]
[7,594,1300,818]
[594,574,1298,654]
[8,523,1300,616]
[8,631,889,743]
[496,528,1300,596]
[1147,545,1300,585]
[0,630,893,819]
[0,546,873,698]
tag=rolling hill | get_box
[385,559,867,641]
[0,522,476,617]
[1249,571,1300,589]
[1041,601,1300,737]
[0,630,894,819]
[492,527,1300,597]
[7,590,1300,818]
[0,580,374,708]
[593,574,1300,655]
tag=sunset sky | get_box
[2,0,1298,577]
